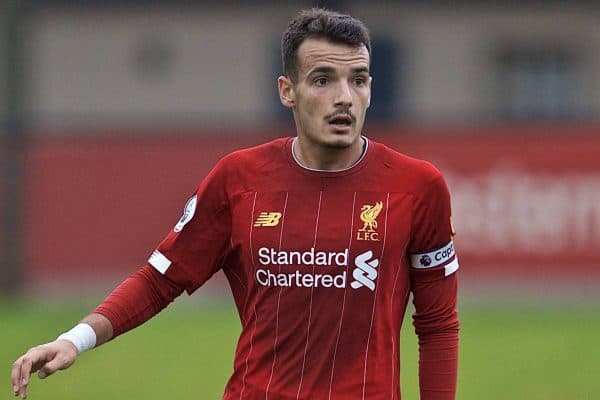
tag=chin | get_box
[321,140,353,149]
[321,134,359,149]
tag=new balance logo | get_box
[254,212,282,227]
[351,250,379,291]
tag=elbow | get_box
[414,308,460,339]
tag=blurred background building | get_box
[8,1,600,126]
[1,0,599,298]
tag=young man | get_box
[11,8,459,400]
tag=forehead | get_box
[296,38,370,75]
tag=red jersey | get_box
[98,137,459,400]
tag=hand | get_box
[11,340,78,399]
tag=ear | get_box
[278,75,295,108]
[366,76,373,108]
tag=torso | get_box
[219,137,435,400]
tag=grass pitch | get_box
[2,299,599,399]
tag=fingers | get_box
[11,357,23,396]
[11,352,34,399]
[11,342,78,398]
[37,353,72,379]
[19,355,33,399]
[10,345,57,399]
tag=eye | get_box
[314,77,328,87]
[354,76,367,86]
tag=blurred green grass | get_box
[3,299,599,399]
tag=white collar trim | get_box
[291,136,369,172]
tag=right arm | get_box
[12,159,232,399]
[11,265,183,399]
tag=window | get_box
[495,44,580,119]
[369,36,401,121]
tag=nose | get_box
[334,81,353,108]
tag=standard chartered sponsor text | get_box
[256,269,346,288]
[256,247,348,288]
[258,247,348,266]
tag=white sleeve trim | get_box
[444,258,460,277]
[148,250,172,274]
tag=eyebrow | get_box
[307,66,370,75]
[308,66,336,75]
[351,67,370,74]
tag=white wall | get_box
[354,3,600,121]
[28,3,600,128]
[30,5,301,129]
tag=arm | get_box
[11,265,182,399]
[407,172,460,399]
[10,313,112,399]
[411,266,460,400]
[11,161,231,399]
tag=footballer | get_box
[11,8,459,400]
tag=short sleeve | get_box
[147,160,231,294]
[408,174,458,279]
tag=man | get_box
[11,8,459,400]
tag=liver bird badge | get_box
[359,201,383,233]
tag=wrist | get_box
[56,323,97,354]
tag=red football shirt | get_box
[100,137,459,400]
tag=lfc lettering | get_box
[356,231,379,241]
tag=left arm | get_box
[411,263,459,400]
[408,172,460,400]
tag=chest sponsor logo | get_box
[357,201,383,241]
[255,248,379,290]
[254,211,282,227]
[350,250,379,291]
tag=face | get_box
[278,38,372,149]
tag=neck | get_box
[292,136,366,171]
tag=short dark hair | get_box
[281,8,371,83]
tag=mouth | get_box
[327,114,354,130]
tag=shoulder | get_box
[217,137,288,170]
[206,137,289,191]
[369,139,446,193]
[209,137,288,177]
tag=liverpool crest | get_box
[357,201,383,241]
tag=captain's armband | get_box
[409,240,459,277]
